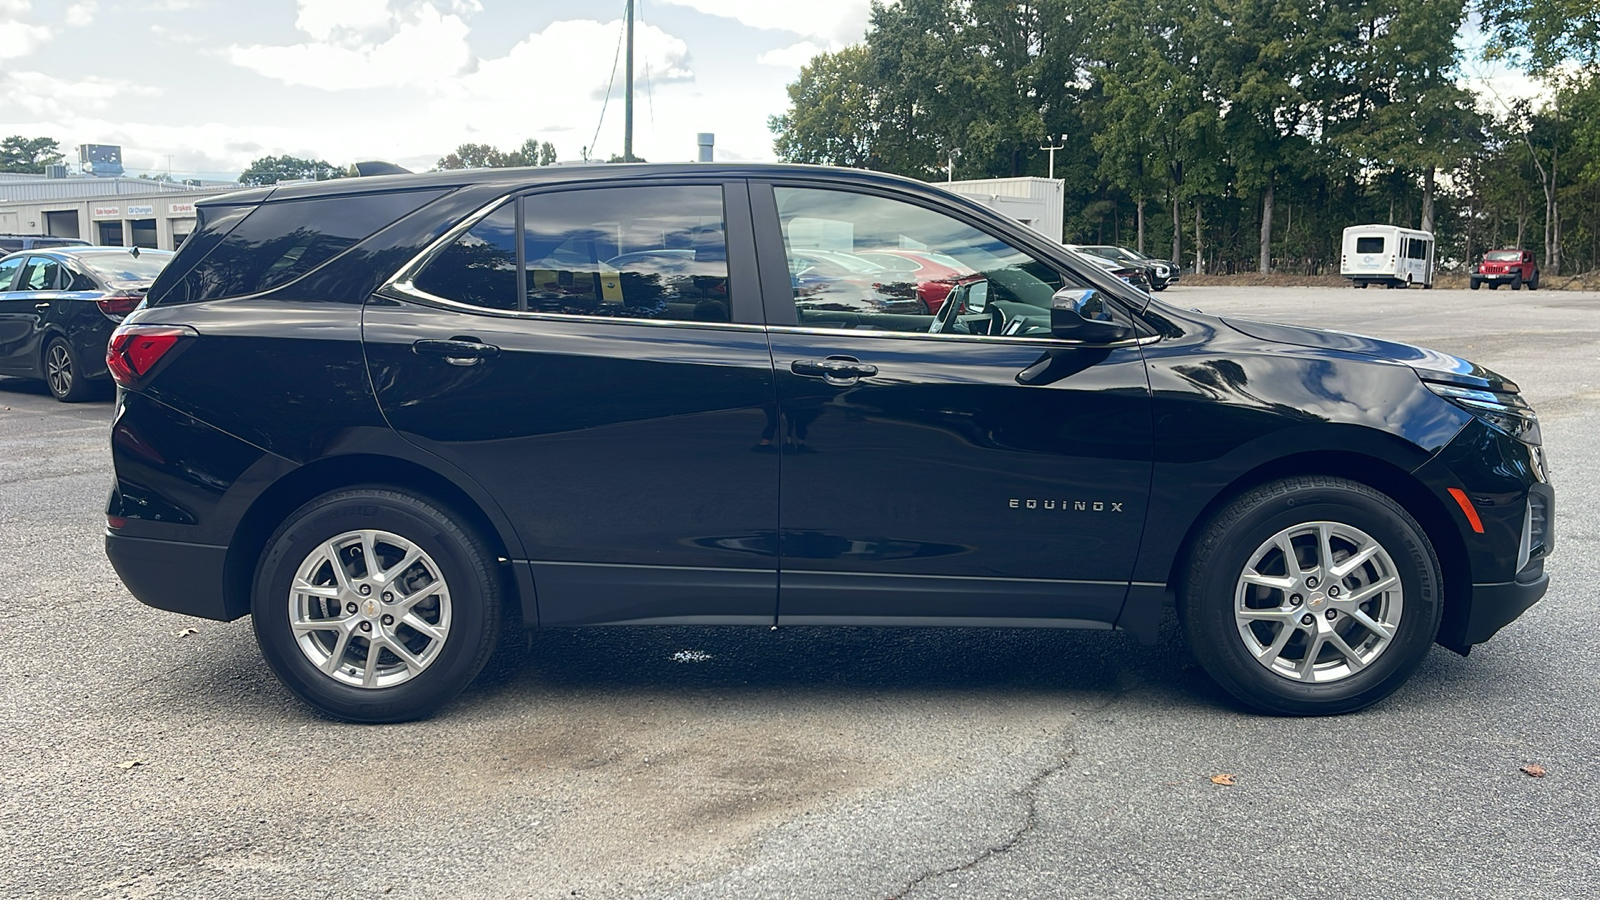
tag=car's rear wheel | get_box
[1180,476,1442,715]
[44,337,93,402]
[252,488,502,723]
[1529,271,1539,290]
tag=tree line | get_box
[769,0,1600,275]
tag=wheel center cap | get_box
[362,598,381,618]
[1307,592,1328,609]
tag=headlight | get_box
[1426,382,1541,445]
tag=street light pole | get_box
[624,0,634,163]
[1040,134,1066,179]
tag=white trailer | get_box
[1340,224,1436,289]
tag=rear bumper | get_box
[106,531,244,621]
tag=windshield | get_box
[77,251,173,284]
[1484,251,1522,261]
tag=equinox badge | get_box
[1010,499,1125,512]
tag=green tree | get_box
[1480,0,1600,73]
[436,139,559,169]
[769,45,890,170]
[0,135,64,173]
[239,155,346,186]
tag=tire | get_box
[1469,279,1480,291]
[252,488,503,723]
[1179,476,1443,716]
[43,337,93,402]
[1488,282,1499,290]
[1356,282,1368,289]
[1511,274,1522,291]
[1528,271,1539,290]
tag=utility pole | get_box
[624,0,634,163]
[1040,135,1066,179]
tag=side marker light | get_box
[1447,488,1485,534]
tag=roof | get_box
[217,163,952,206]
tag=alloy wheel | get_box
[287,529,453,689]
[1233,521,1403,683]
[46,343,72,398]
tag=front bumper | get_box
[1472,272,1523,283]
[1414,417,1553,653]
[1453,572,1548,649]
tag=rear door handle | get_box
[413,338,501,367]
[790,357,878,381]
[34,302,50,310]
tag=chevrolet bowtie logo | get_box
[1009,499,1125,512]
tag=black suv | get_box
[104,164,1553,722]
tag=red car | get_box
[857,249,975,314]
[1471,249,1539,291]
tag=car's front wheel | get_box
[1180,476,1442,715]
[252,488,502,723]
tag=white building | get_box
[941,177,1065,243]
[0,173,241,250]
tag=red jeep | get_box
[1471,249,1539,290]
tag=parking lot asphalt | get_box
[1,286,1595,899]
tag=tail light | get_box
[106,324,196,387]
[96,291,144,320]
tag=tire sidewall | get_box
[1186,480,1442,714]
[252,490,498,723]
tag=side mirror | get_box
[1050,288,1136,343]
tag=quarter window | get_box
[773,187,1075,336]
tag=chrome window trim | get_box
[386,280,768,333]
[766,324,1158,349]
[383,188,758,332]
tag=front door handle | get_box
[34,302,50,310]
[413,338,501,367]
[790,357,878,382]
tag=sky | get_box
[0,0,1550,183]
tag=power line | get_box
[587,3,628,160]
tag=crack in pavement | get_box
[881,685,1139,900]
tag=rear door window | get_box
[1355,236,1385,254]
[18,257,62,291]
[411,185,734,323]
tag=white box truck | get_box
[1340,225,1435,289]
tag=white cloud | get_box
[65,1,96,27]
[654,0,873,48]
[293,0,391,42]
[227,3,474,90]
[0,70,157,118]
[427,18,693,153]
[0,1,54,59]
[757,40,822,68]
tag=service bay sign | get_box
[93,206,120,218]
[127,205,155,216]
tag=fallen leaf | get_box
[1521,764,1546,778]
[116,760,144,770]
[1211,773,1236,786]
[176,628,198,638]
